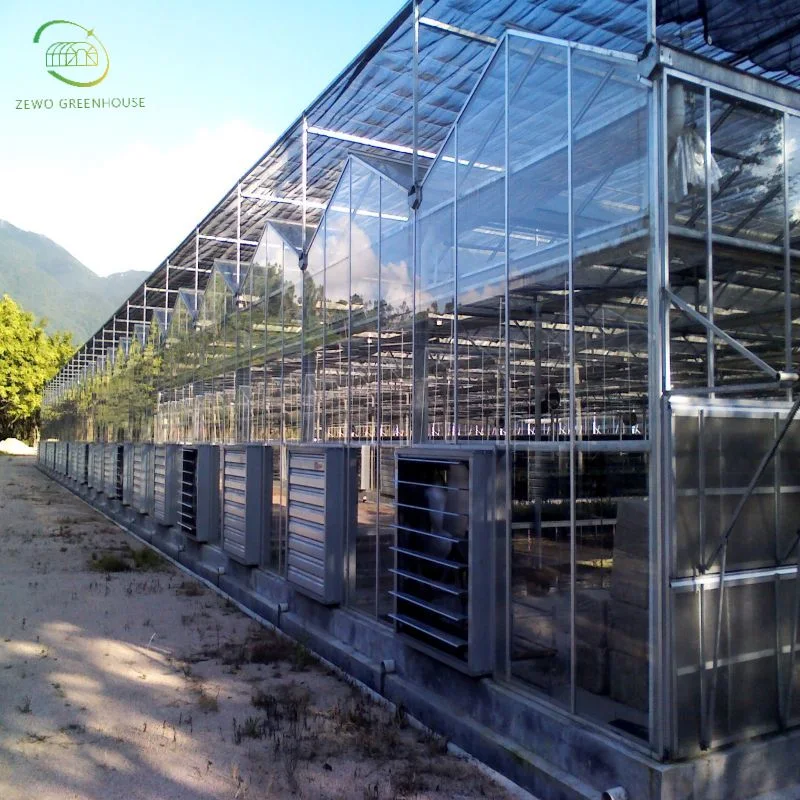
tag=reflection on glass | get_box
[575,450,649,739]
[417,132,455,440]
[667,79,709,389]
[572,52,649,438]
[709,92,785,386]
[508,38,569,442]
[510,447,571,703]
[456,42,506,441]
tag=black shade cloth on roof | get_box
[657,0,800,75]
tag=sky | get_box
[0,0,404,276]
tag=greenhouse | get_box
[40,2,800,797]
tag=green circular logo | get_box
[33,20,110,87]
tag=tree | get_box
[0,294,74,441]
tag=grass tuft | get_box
[88,553,131,573]
[131,548,166,571]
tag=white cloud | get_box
[0,120,274,276]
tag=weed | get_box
[291,640,316,672]
[251,689,278,714]
[391,763,425,797]
[331,697,373,733]
[216,627,298,668]
[283,730,300,792]
[176,580,204,597]
[195,686,220,713]
[60,723,86,734]
[131,548,166,571]
[88,552,130,573]
[362,784,380,800]
[419,728,448,756]
[393,702,408,729]
[232,716,267,744]
[17,695,31,714]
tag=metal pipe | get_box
[567,43,577,716]
[704,86,714,392]
[667,290,781,382]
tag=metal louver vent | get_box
[122,445,134,505]
[56,442,66,475]
[390,449,497,676]
[221,444,271,565]
[115,445,124,499]
[178,446,219,542]
[103,444,118,498]
[79,444,89,485]
[89,444,103,489]
[68,443,78,480]
[132,444,152,513]
[286,446,355,605]
[153,444,179,525]
[179,448,198,536]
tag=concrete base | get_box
[39,465,800,800]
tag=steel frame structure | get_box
[41,0,800,771]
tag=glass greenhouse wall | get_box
[41,20,800,782]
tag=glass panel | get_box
[378,177,413,620]
[510,446,571,705]
[789,115,800,373]
[456,42,506,442]
[348,160,380,615]
[572,52,649,441]
[668,79,710,390]
[350,160,381,443]
[671,406,800,754]
[507,37,569,442]
[570,50,651,738]
[283,234,304,443]
[674,580,779,753]
[778,576,800,725]
[324,167,351,442]
[417,132,455,440]
[302,224,326,442]
[350,444,378,614]
[380,178,413,444]
[575,450,649,740]
[269,445,287,574]
[674,410,800,578]
[710,92,785,387]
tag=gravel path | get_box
[0,455,515,800]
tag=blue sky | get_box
[0,0,403,275]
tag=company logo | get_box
[33,20,109,87]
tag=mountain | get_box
[0,220,150,345]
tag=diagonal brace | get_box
[667,289,796,384]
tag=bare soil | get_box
[0,455,517,800]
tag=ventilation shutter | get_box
[179,445,219,542]
[390,448,498,676]
[222,444,271,565]
[153,444,179,525]
[286,446,355,605]
[133,444,153,514]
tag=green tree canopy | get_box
[0,294,74,441]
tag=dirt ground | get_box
[0,455,519,800]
